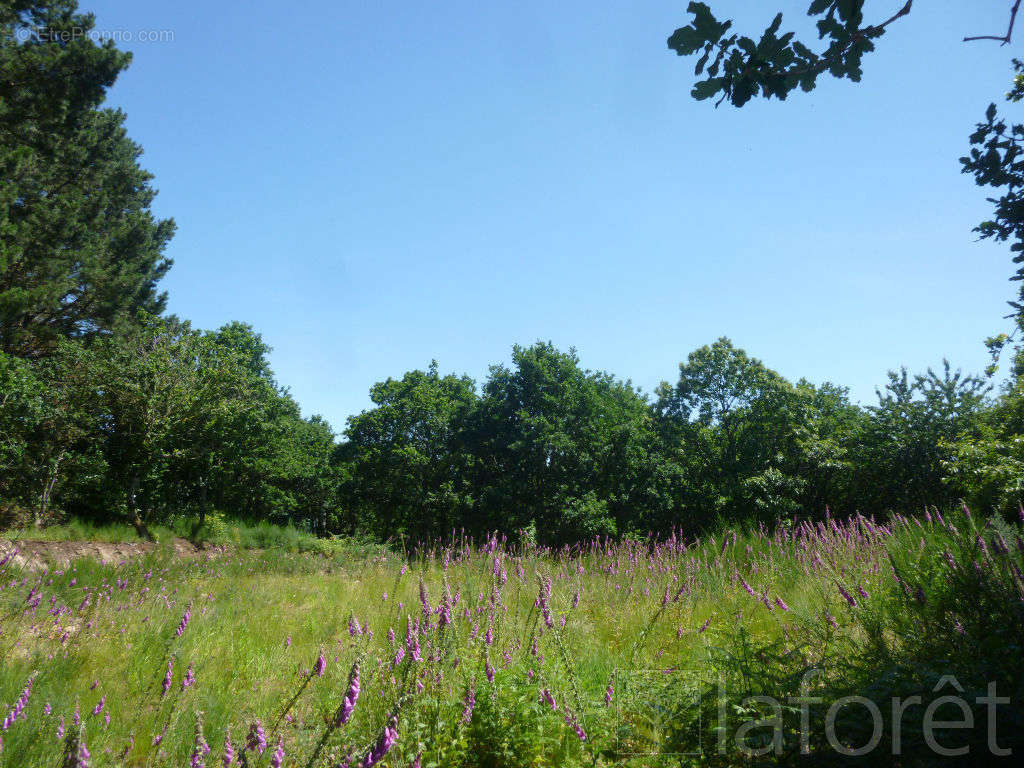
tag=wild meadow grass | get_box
[0,516,357,555]
[1,510,1022,766]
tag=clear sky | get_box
[86,0,1018,432]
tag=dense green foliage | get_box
[0,318,337,532]
[333,339,1021,544]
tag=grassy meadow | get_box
[1,510,1023,767]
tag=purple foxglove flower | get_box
[223,728,234,767]
[270,736,284,768]
[364,716,399,767]
[182,664,196,691]
[246,720,266,754]
[191,712,210,768]
[419,579,431,618]
[153,725,168,747]
[315,650,327,677]
[542,689,557,712]
[461,683,476,723]
[5,673,35,726]
[62,723,89,768]
[162,659,174,698]
[837,585,857,608]
[738,573,757,598]
[176,603,192,638]
[337,662,360,726]
[120,733,134,760]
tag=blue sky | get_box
[88,0,1018,431]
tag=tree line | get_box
[4,321,1022,544]
[3,1,1024,544]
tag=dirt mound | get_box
[0,537,222,571]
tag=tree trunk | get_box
[127,473,153,540]
[36,452,65,527]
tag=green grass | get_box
[0,514,380,558]
[1,511,1021,766]
[1,518,159,543]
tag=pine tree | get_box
[0,0,174,358]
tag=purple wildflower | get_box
[161,659,174,698]
[191,712,210,768]
[223,728,234,767]
[837,584,857,608]
[738,573,756,597]
[364,715,399,767]
[120,733,134,760]
[176,603,192,638]
[337,661,360,726]
[61,723,89,768]
[182,664,196,691]
[3,673,35,727]
[461,683,476,723]
[542,688,557,712]
[246,720,266,755]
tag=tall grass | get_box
[0,510,1021,766]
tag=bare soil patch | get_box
[0,537,224,571]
